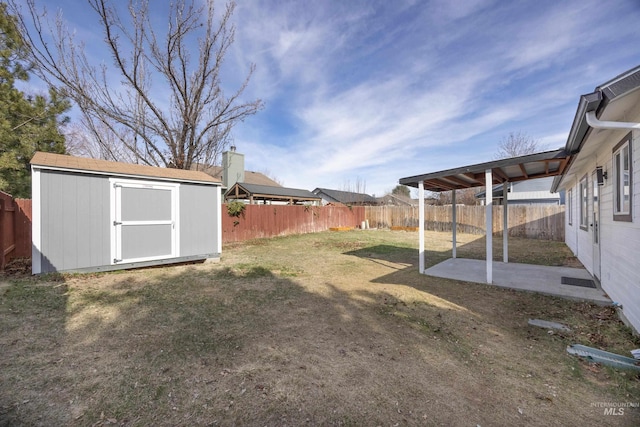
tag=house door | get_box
[111,179,179,264]
[591,171,601,280]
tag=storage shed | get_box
[31,152,222,274]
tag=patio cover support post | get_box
[452,189,457,258]
[503,183,508,263]
[485,169,493,283]
[419,181,425,274]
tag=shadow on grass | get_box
[1,237,639,426]
[0,258,526,426]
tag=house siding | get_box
[563,129,640,331]
[600,130,640,329]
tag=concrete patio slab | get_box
[424,258,611,305]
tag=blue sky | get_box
[26,0,640,196]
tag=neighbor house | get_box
[201,147,320,205]
[476,176,564,205]
[313,188,378,206]
[376,193,418,206]
[192,146,282,191]
[552,65,640,332]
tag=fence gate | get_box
[110,179,179,264]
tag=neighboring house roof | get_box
[225,182,321,204]
[193,164,281,187]
[31,152,220,184]
[376,193,418,206]
[312,188,378,205]
[399,149,569,192]
[552,64,640,192]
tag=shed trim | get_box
[31,168,42,274]
[31,151,221,186]
[32,164,220,186]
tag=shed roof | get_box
[225,182,321,203]
[399,149,569,192]
[31,152,220,184]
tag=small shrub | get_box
[227,201,245,218]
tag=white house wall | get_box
[601,130,640,330]
[508,190,560,202]
[563,129,640,331]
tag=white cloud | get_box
[31,0,640,197]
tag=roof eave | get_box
[596,65,640,101]
[552,65,640,192]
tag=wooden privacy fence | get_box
[222,204,365,243]
[0,200,563,269]
[365,205,565,241]
[0,192,32,269]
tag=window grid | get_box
[613,134,633,222]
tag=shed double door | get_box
[111,179,179,264]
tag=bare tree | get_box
[342,177,367,195]
[10,0,263,169]
[435,188,478,205]
[494,131,542,159]
[257,168,284,186]
[64,120,139,163]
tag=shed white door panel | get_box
[111,179,179,264]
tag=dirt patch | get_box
[1,231,638,426]
[0,258,31,277]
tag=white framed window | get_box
[579,175,588,230]
[567,189,573,225]
[613,133,632,222]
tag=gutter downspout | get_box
[585,111,640,130]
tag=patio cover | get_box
[400,149,569,192]
[399,149,570,283]
[225,182,321,205]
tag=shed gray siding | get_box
[180,184,219,256]
[40,170,110,273]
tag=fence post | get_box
[0,198,5,270]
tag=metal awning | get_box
[397,148,571,284]
[399,149,570,192]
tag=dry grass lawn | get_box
[1,230,639,426]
